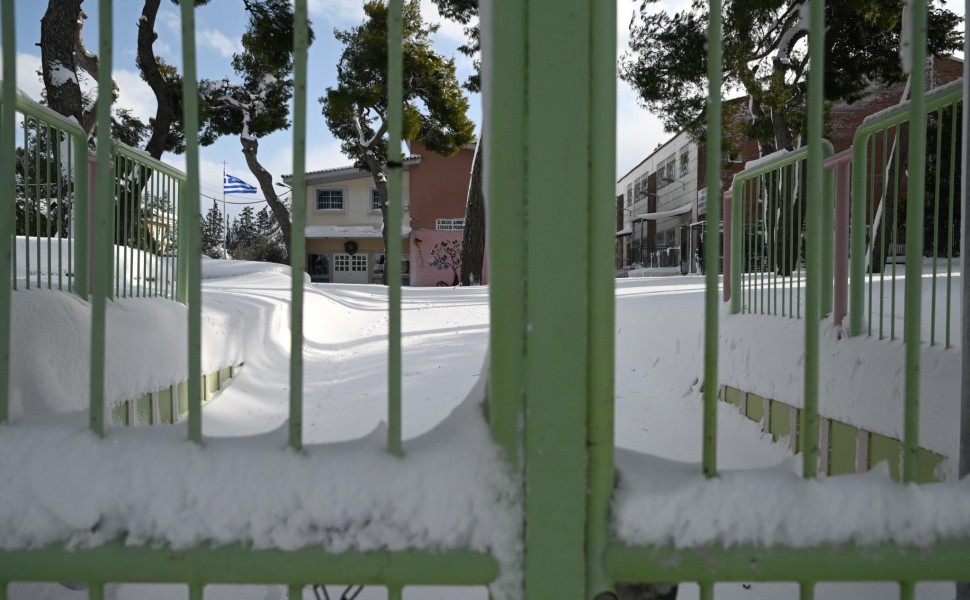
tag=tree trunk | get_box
[362,150,390,285]
[40,1,85,129]
[460,136,485,285]
[240,136,292,263]
[138,0,175,160]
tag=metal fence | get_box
[849,81,963,348]
[0,1,968,600]
[3,88,184,302]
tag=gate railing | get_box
[724,141,835,318]
[1,87,185,303]
[1,1,970,600]
[849,80,963,347]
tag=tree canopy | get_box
[620,0,962,151]
[321,0,475,173]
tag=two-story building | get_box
[287,139,477,285]
[616,132,699,272]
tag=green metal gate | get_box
[1,0,969,599]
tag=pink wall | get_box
[409,230,489,287]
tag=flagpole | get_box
[222,161,228,257]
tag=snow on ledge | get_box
[613,449,970,549]
[0,386,521,591]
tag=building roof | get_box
[283,155,422,186]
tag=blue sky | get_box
[34,1,958,219]
[8,2,673,220]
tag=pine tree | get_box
[321,0,475,284]
[202,200,225,259]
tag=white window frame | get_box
[371,189,381,212]
[679,146,690,177]
[316,188,346,212]
[436,218,466,231]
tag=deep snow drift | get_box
[4,260,967,600]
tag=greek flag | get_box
[224,174,258,194]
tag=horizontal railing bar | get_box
[854,80,962,141]
[604,541,970,582]
[114,142,187,182]
[0,87,88,140]
[0,545,499,586]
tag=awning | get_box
[633,203,692,221]
[305,225,412,239]
[615,226,633,237]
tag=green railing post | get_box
[289,0,309,452]
[0,0,15,424]
[73,141,90,298]
[586,1,617,597]
[487,0,527,463]
[703,0,723,478]
[89,0,117,438]
[801,0,825,481]
[386,0,403,458]
[180,0,203,444]
[902,0,927,483]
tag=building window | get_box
[436,218,465,230]
[351,254,368,272]
[371,189,381,211]
[697,187,707,215]
[679,146,690,177]
[333,254,350,271]
[665,159,676,183]
[626,184,633,206]
[316,189,344,211]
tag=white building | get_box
[616,131,700,272]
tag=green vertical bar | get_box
[586,0,616,596]
[782,167,788,316]
[177,181,187,304]
[189,584,203,600]
[900,581,915,600]
[289,0,309,452]
[902,0,926,483]
[34,116,41,289]
[523,0,591,597]
[699,582,713,600]
[821,156,835,318]
[56,127,63,291]
[137,163,144,297]
[25,118,32,291]
[890,128,901,340]
[88,583,104,600]
[386,0,403,457]
[180,0,203,444]
[849,133,867,336]
[801,0,824,479]
[46,125,52,289]
[930,109,943,346]
[287,584,301,600]
[945,103,957,348]
[73,136,88,297]
[0,0,15,424]
[488,0,527,462]
[730,177,742,314]
[800,581,816,600]
[703,0,722,479]
[388,585,402,600]
[701,0,720,482]
[90,0,116,438]
[116,158,122,298]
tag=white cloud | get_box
[308,0,365,24]
[616,81,669,181]
[114,69,157,125]
[199,28,242,59]
[2,51,46,103]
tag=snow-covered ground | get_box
[4,257,967,600]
